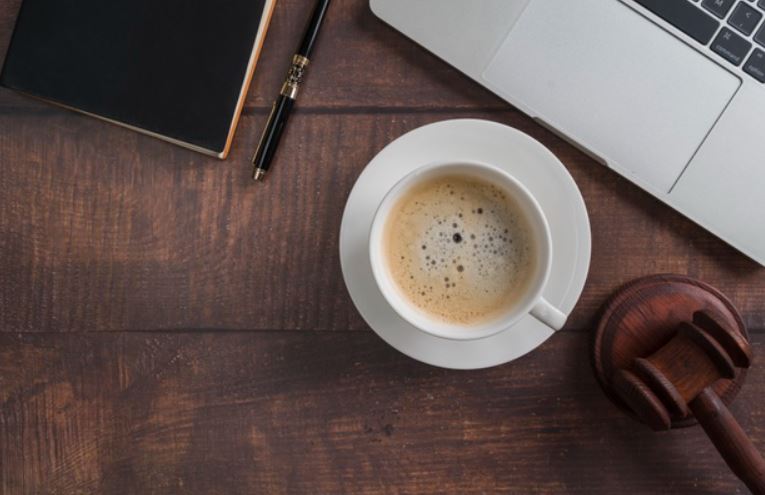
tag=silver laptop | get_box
[370,0,765,265]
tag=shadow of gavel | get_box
[613,310,765,494]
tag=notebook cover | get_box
[0,0,275,157]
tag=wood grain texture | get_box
[2,332,764,495]
[1,0,765,493]
[593,275,751,429]
[595,289,765,491]
[0,108,763,332]
[0,0,763,333]
[691,389,765,494]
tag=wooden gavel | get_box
[613,310,765,494]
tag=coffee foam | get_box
[383,174,536,326]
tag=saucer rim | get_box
[339,118,591,369]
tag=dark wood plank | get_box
[0,0,507,112]
[1,0,763,493]
[1,110,763,333]
[1,331,763,494]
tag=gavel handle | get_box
[690,388,765,494]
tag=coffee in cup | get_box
[382,174,537,326]
[369,161,566,340]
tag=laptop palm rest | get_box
[482,0,739,193]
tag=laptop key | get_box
[702,0,737,19]
[729,2,763,35]
[744,48,765,81]
[756,25,765,46]
[712,27,753,65]
[634,0,721,44]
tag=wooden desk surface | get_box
[1,0,764,493]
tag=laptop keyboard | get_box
[635,0,765,83]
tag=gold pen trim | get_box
[280,54,311,99]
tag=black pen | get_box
[252,0,332,181]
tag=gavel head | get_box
[613,310,752,431]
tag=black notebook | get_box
[0,0,277,158]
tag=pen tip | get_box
[252,168,267,182]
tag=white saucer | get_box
[339,119,591,369]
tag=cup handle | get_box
[530,297,567,331]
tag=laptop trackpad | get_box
[482,0,739,193]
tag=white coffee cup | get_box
[369,161,566,341]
